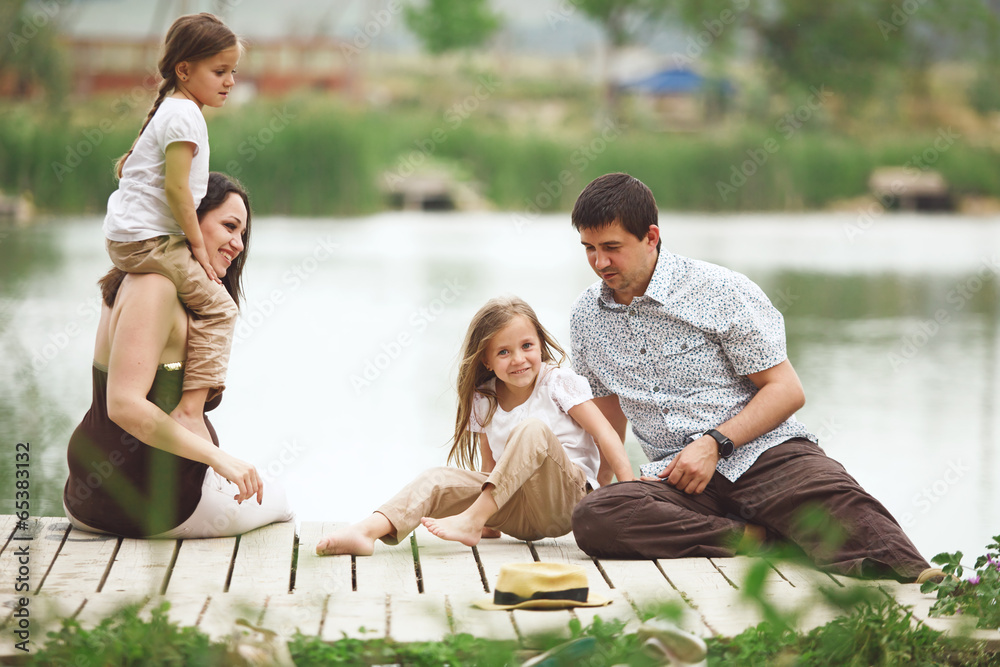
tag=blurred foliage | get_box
[0,0,69,104]
[739,0,1000,109]
[403,0,502,54]
[3,95,1000,216]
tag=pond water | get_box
[1,211,998,564]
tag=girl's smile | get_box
[484,315,543,406]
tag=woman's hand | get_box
[211,450,264,504]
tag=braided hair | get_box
[115,13,240,179]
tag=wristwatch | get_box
[705,429,735,459]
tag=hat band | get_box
[493,587,589,606]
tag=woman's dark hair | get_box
[98,172,252,308]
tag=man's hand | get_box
[658,436,719,494]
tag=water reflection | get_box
[0,212,997,564]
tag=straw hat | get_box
[475,562,611,610]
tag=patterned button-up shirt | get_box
[570,250,816,482]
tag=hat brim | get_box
[473,594,611,611]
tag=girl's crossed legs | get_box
[316,419,588,556]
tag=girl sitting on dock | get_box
[316,295,634,556]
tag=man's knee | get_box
[572,484,642,555]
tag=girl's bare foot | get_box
[316,513,393,557]
[316,526,376,556]
[421,515,484,547]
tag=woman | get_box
[64,172,293,538]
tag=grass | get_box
[3,92,1000,217]
[20,595,997,667]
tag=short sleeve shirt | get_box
[570,250,816,481]
[104,97,210,242]
[470,364,602,487]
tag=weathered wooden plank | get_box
[388,592,452,642]
[166,536,236,594]
[595,557,712,637]
[0,517,69,608]
[529,534,613,593]
[260,592,325,638]
[74,593,150,629]
[0,515,17,553]
[198,594,267,640]
[658,557,735,593]
[354,536,419,595]
[711,556,786,590]
[471,535,534,591]
[657,558,758,637]
[228,521,295,595]
[769,559,842,590]
[322,593,386,640]
[888,582,1000,648]
[102,538,177,594]
[711,557,852,633]
[571,589,640,627]
[412,526,484,595]
[295,522,352,596]
[144,593,210,627]
[40,528,118,595]
[447,592,519,641]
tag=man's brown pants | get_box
[572,439,930,581]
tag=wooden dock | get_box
[2,515,998,659]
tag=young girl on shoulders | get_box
[104,13,242,445]
[317,295,634,556]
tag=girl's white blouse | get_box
[470,363,601,487]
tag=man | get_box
[568,172,937,581]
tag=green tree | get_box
[403,0,503,55]
[740,0,1000,117]
[0,0,69,102]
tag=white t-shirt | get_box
[470,364,601,488]
[104,97,210,242]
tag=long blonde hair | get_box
[115,13,241,179]
[448,296,566,470]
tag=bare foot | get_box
[481,526,501,539]
[316,526,376,556]
[421,515,484,547]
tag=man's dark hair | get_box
[571,173,660,250]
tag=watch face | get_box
[719,439,735,458]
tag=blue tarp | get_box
[622,68,733,96]
[623,68,704,94]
